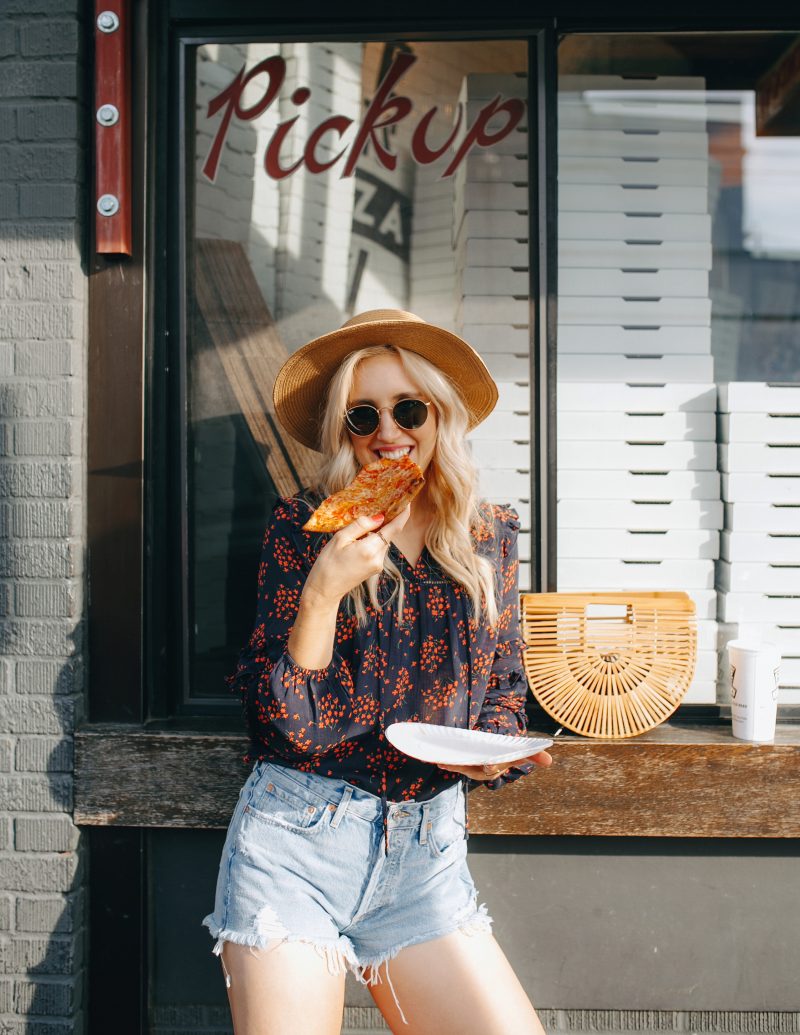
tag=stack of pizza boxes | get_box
[409,163,457,331]
[556,75,722,703]
[451,73,533,588]
[717,382,800,705]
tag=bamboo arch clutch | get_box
[521,592,697,739]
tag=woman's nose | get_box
[376,407,401,437]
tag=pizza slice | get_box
[302,456,425,533]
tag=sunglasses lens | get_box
[394,399,429,430]
[345,405,379,436]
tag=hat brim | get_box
[273,319,499,451]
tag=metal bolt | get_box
[96,104,119,127]
[97,194,120,216]
[97,10,120,32]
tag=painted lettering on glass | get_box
[201,52,525,183]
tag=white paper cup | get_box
[726,640,781,742]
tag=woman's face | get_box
[346,352,438,475]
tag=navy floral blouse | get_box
[226,495,535,823]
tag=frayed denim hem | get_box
[201,913,360,988]
[351,899,494,1026]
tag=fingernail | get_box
[371,513,384,521]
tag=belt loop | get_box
[331,785,354,829]
[419,802,431,845]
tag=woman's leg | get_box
[367,929,547,1035]
[221,939,347,1035]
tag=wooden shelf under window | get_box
[73,723,800,837]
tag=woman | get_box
[203,309,553,1035]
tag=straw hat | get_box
[273,309,498,451]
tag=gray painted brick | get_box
[2,263,77,301]
[0,739,13,773]
[14,421,80,458]
[0,818,10,850]
[0,580,10,615]
[0,896,10,932]
[16,893,78,934]
[2,0,80,11]
[15,977,77,1016]
[0,301,80,340]
[0,62,78,101]
[0,658,10,691]
[17,103,78,143]
[0,977,12,1013]
[15,581,77,618]
[0,347,12,381]
[8,1021,84,1035]
[0,775,72,812]
[0,619,81,658]
[15,815,78,852]
[0,106,16,141]
[15,340,79,378]
[3,935,77,976]
[0,461,76,498]
[19,22,79,59]
[1,223,79,261]
[0,182,18,218]
[20,184,79,219]
[0,144,78,184]
[14,736,72,772]
[2,698,73,737]
[10,501,79,539]
[0,382,76,419]
[0,24,15,59]
[16,659,82,696]
[0,541,74,576]
[0,854,79,895]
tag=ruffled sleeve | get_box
[225,496,356,763]
[475,505,536,790]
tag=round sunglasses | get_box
[344,398,432,437]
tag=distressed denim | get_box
[202,759,493,1024]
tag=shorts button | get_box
[267,783,274,792]
[329,804,336,812]
[307,805,316,814]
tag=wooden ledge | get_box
[73,723,800,837]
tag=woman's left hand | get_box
[437,750,553,782]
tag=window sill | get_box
[73,722,800,836]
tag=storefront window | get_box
[556,34,800,708]
[186,39,531,704]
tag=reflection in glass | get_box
[186,40,530,702]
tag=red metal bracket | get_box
[94,1,132,255]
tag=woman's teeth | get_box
[376,447,411,460]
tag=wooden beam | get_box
[94,0,132,254]
[74,724,800,837]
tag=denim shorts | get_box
[202,759,493,1024]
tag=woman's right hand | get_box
[301,506,411,608]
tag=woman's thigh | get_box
[367,929,547,1035]
[221,939,346,1035]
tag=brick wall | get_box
[0,2,87,1032]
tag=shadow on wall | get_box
[17,626,86,1027]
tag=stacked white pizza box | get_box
[557,76,721,703]
[450,73,532,588]
[717,383,800,705]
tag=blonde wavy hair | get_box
[308,345,498,627]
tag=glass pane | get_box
[187,40,530,704]
[557,34,800,713]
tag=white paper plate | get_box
[385,722,553,766]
